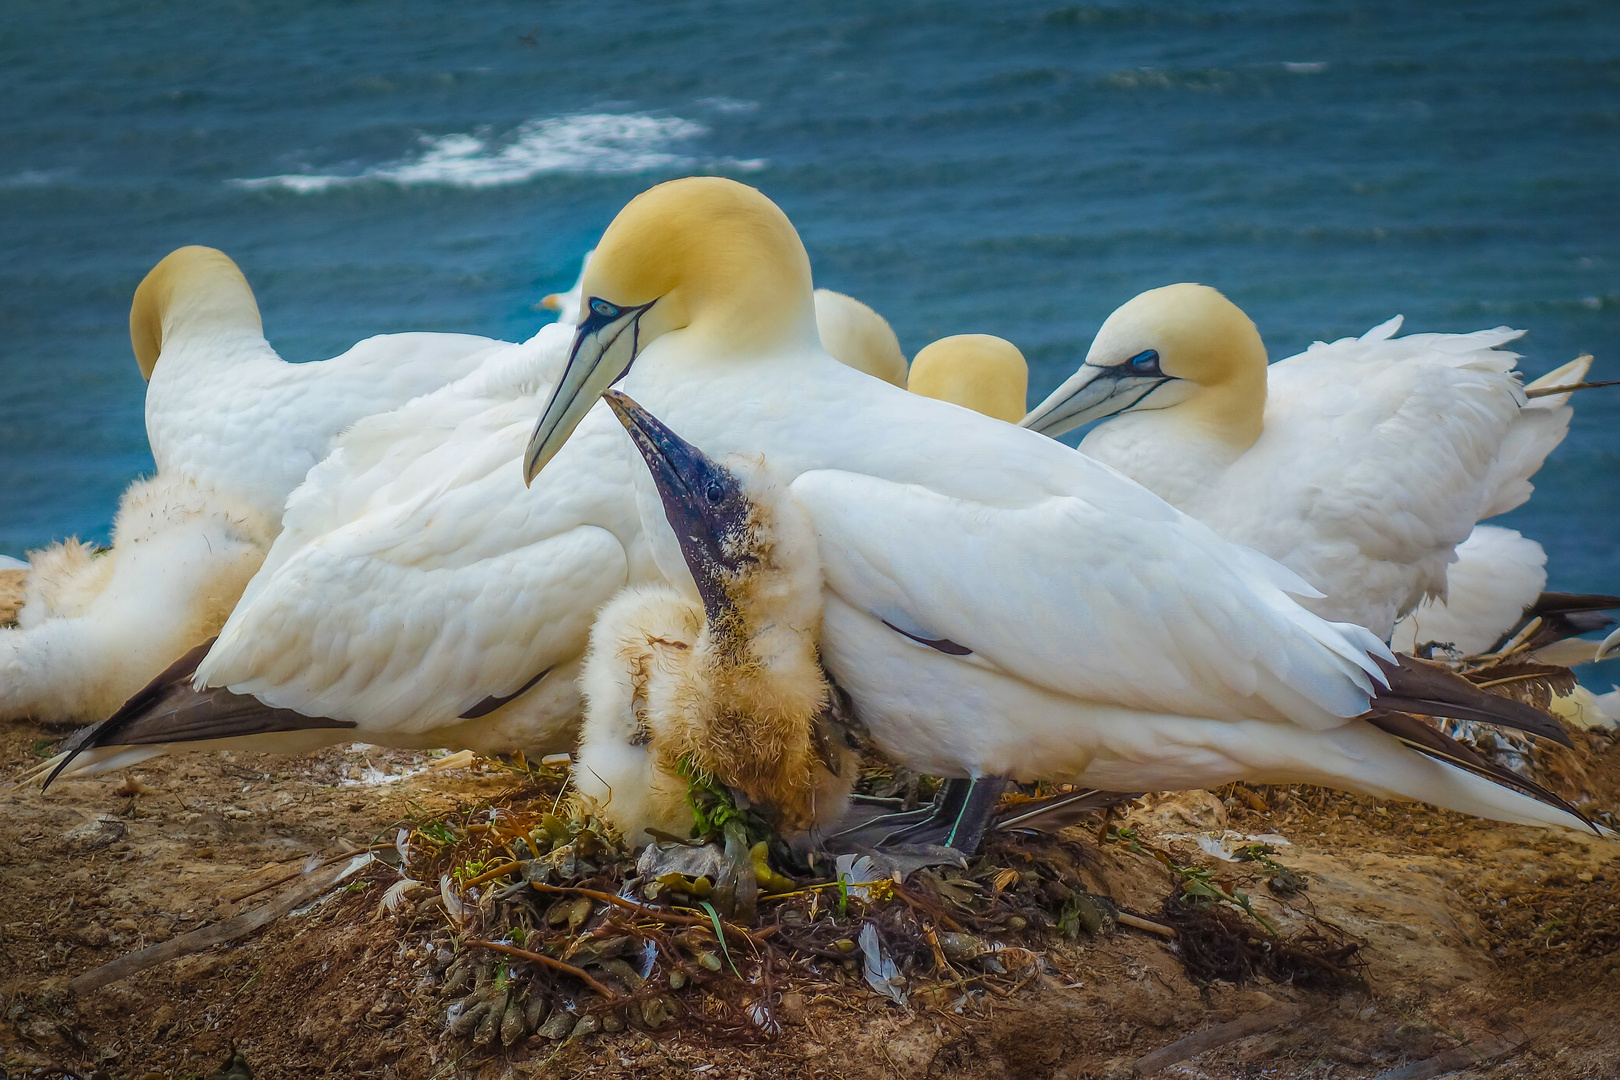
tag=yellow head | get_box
[814,289,908,386]
[525,177,816,481]
[1021,283,1268,447]
[907,334,1028,423]
[129,246,262,381]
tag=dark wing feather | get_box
[1372,655,1573,748]
[45,638,354,788]
[1362,711,1597,832]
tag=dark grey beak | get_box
[601,390,751,619]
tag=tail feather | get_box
[44,638,354,788]
[1372,655,1573,748]
[1363,711,1597,832]
[994,788,1143,833]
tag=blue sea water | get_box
[1,1,1616,608]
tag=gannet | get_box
[906,334,1028,422]
[44,322,652,781]
[544,251,907,388]
[521,177,1597,848]
[1023,285,1593,640]
[1,247,497,725]
[536,249,594,324]
[812,290,908,386]
[576,392,852,846]
[44,286,911,782]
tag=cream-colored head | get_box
[814,289,907,386]
[525,177,817,481]
[1021,283,1268,447]
[907,334,1028,423]
[129,246,263,381]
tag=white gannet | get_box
[1022,285,1592,640]
[44,322,652,780]
[43,286,913,782]
[907,334,1028,422]
[813,290,908,386]
[576,392,852,847]
[543,250,908,388]
[520,177,1597,848]
[1,247,498,725]
[536,249,594,323]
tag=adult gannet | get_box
[44,322,652,781]
[813,290,908,386]
[544,251,907,387]
[576,392,853,846]
[1022,286,1593,640]
[1,247,498,725]
[536,250,594,324]
[43,286,912,782]
[522,177,1597,848]
[906,335,1028,422]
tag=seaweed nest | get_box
[366,760,1363,1058]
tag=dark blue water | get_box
[3,1,1617,603]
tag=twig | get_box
[890,882,966,933]
[1117,912,1178,938]
[1135,1002,1303,1073]
[226,847,368,904]
[458,860,523,889]
[525,881,770,945]
[464,940,617,999]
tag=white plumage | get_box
[2,246,494,724]
[49,322,653,778]
[523,178,1593,834]
[1024,285,1583,640]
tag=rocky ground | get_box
[2,719,1619,1080]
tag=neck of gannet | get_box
[678,486,827,830]
[130,247,265,380]
[1175,358,1268,452]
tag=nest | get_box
[374,762,1364,1056]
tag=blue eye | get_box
[1127,349,1159,371]
[590,299,618,318]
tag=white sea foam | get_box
[231,112,762,193]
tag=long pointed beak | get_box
[523,299,655,484]
[532,292,564,312]
[602,389,702,507]
[1019,363,1169,439]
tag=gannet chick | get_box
[813,290,907,386]
[576,391,849,847]
[907,334,1028,422]
[42,322,649,783]
[522,177,1602,849]
[2,247,499,725]
[1023,285,1589,639]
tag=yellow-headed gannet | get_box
[1022,285,1600,642]
[576,392,853,847]
[545,251,906,387]
[2,247,497,725]
[44,322,652,780]
[907,334,1028,422]
[520,177,1598,849]
[44,285,911,781]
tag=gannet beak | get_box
[1019,351,1173,439]
[602,389,750,613]
[524,297,658,484]
[532,293,564,312]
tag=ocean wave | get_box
[231,112,763,193]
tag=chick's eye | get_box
[591,299,617,318]
[705,482,726,505]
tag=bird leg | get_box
[873,776,1009,854]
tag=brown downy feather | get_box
[1370,655,1572,748]
[45,639,355,788]
[0,569,25,628]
